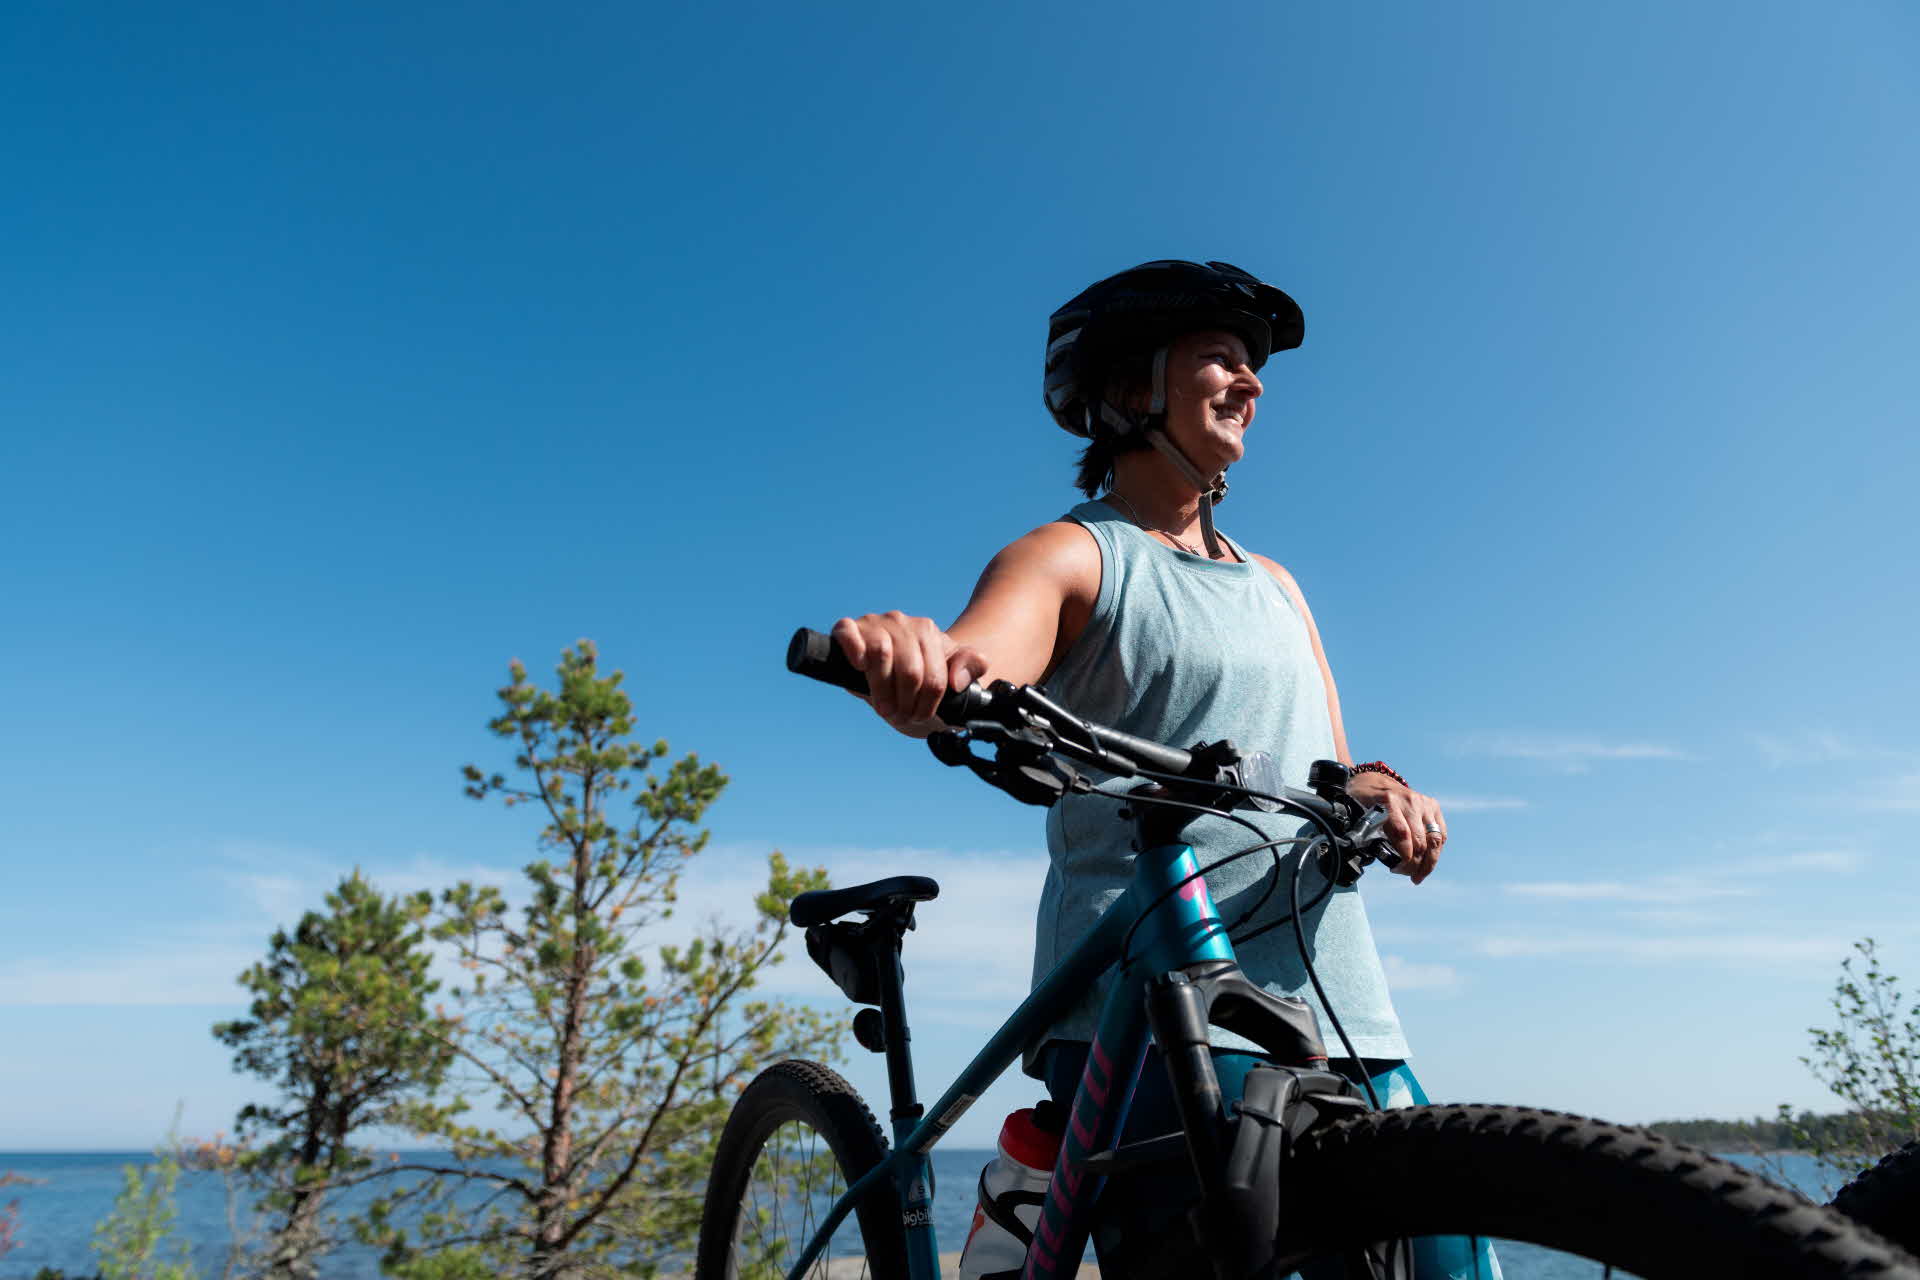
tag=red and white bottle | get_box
[956,1102,1066,1280]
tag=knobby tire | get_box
[695,1059,908,1280]
[1265,1104,1920,1279]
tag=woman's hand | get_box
[830,612,990,737]
[1345,770,1446,885]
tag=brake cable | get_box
[1290,850,1382,1110]
[957,702,1387,1101]
[1068,772,1351,972]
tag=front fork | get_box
[1145,962,1371,1280]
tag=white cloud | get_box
[1620,906,1737,928]
[1480,851,1863,929]
[1381,955,1461,991]
[1503,877,1753,904]
[1449,733,1692,773]
[1504,881,1645,901]
[1473,931,1848,967]
[1429,795,1528,813]
[0,849,524,1009]
[0,944,263,1006]
[1745,849,1867,874]
[1863,773,1920,813]
[1751,731,1867,768]
[212,846,519,928]
[673,845,1048,1002]
[0,835,1048,1020]
[1366,924,1451,945]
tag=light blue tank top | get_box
[1030,499,1409,1062]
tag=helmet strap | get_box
[1093,342,1231,559]
[1143,429,1230,559]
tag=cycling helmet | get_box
[1044,259,1304,440]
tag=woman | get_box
[832,260,1488,1278]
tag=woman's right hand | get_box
[830,612,990,736]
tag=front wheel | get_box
[695,1059,907,1280]
[1273,1105,1920,1279]
[1833,1138,1920,1260]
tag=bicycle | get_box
[691,628,1920,1280]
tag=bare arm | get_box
[948,521,1100,684]
[832,521,1099,736]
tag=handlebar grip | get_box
[1368,839,1403,870]
[787,628,996,724]
[787,627,871,696]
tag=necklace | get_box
[1103,490,1212,558]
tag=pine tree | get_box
[366,642,835,1278]
[215,874,454,1276]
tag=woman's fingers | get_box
[1420,795,1447,885]
[911,622,947,724]
[948,644,989,691]
[829,617,868,668]
[864,624,898,719]
[1387,791,1447,885]
[1387,790,1436,883]
[1383,802,1420,876]
[832,612,973,733]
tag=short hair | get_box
[1070,342,1155,497]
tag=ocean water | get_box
[0,1148,1850,1278]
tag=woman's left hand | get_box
[1345,771,1446,885]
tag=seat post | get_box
[873,905,922,1145]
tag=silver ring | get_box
[1424,823,1443,835]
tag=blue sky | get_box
[3,0,1917,1148]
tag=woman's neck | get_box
[1106,452,1205,539]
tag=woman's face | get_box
[1161,328,1263,473]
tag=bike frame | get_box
[782,835,1244,1280]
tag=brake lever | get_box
[1315,804,1403,885]
[925,729,1089,808]
[1353,805,1402,870]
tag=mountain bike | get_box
[691,629,1920,1280]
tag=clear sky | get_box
[3,1,1917,1149]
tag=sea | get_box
[0,1148,1851,1278]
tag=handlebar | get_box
[785,628,1202,776]
[786,626,1401,872]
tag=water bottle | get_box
[957,1101,1066,1280]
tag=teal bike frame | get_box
[784,834,1263,1280]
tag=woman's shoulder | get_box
[988,517,1101,591]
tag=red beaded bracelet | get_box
[1350,761,1407,787]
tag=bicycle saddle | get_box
[790,876,940,927]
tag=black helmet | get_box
[1043,259,1305,438]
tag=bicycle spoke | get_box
[799,1123,819,1276]
[723,1116,881,1280]
[693,1063,900,1279]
